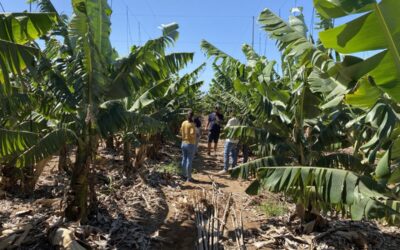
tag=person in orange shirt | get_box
[180,110,197,182]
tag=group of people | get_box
[179,106,247,182]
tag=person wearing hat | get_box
[206,105,224,155]
[219,110,239,174]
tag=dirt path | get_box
[155,138,263,249]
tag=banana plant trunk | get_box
[0,164,19,193]
[58,144,69,172]
[123,140,132,173]
[134,145,147,169]
[146,133,162,160]
[22,158,51,195]
[65,117,96,222]
[65,109,99,222]
[105,135,114,150]
[1,158,51,196]
[65,141,91,222]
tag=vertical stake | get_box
[126,7,129,51]
[251,16,255,48]
[138,22,141,46]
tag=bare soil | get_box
[154,138,267,249]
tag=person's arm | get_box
[232,118,239,127]
[189,124,196,136]
[225,118,233,129]
[177,122,183,138]
[206,114,211,130]
[189,123,196,142]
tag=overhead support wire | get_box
[278,0,290,17]
[0,1,5,12]
[310,7,315,39]
[263,37,267,56]
[120,0,152,40]
[144,0,160,25]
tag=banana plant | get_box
[315,0,400,160]
[0,11,57,92]
[202,34,352,167]
[63,0,197,221]
[224,3,400,224]
[1,0,198,222]
[315,0,400,103]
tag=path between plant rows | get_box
[155,137,265,250]
[150,137,400,250]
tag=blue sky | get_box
[2,0,316,91]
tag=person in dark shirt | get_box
[194,116,202,155]
[206,106,224,155]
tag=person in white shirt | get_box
[218,112,240,174]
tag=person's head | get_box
[194,117,201,128]
[214,105,220,113]
[187,110,194,122]
[228,109,236,117]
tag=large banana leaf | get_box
[248,166,400,223]
[308,67,347,108]
[15,129,77,167]
[0,128,77,168]
[159,53,194,76]
[225,125,289,144]
[0,12,57,89]
[392,136,400,160]
[314,0,375,18]
[375,149,391,183]
[318,0,400,102]
[0,12,57,44]
[0,40,38,88]
[360,102,399,163]
[345,77,383,108]
[70,0,112,63]
[129,80,171,111]
[165,63,205,96]
[258,9,340,77]
[230,156,291,179]
[201,40,235,61]
[289,7,308,37]
[97,100,164,137]
[0,128,39,158]
[109,24,190,99]
[69,0,111,99]
[316,153,368,173]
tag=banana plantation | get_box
[1,0,400,249]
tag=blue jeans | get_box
[181,143,196,179]
[224,141,238,171]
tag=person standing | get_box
[194,116,202,155]
[180,110,197,182]
[206,106,224,155]
[219,112,239,174]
